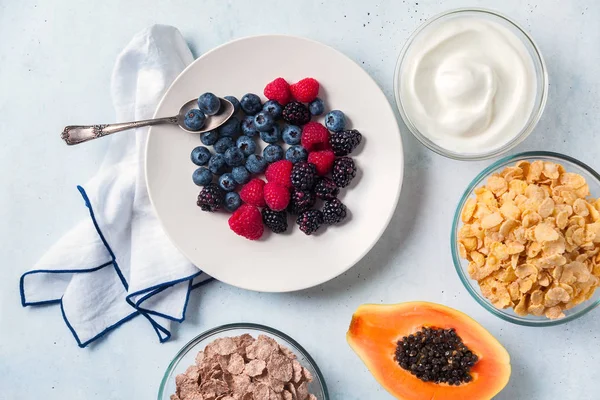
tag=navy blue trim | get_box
[77,186,129,290]
[137,279,194,323]
[20,262,113,307]
[129,271,201,307]
[60,298,139,348]
[137,308,172,342]
[126,271,202,322]
[192,276,215,289]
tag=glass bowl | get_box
[394,8,548,160]
[158,323,329,399]
[451,152,600,326]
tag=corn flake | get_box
[461,198,477,223]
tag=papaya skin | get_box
[347,302,511,400]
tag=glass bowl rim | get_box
[158,322,330,399]
[393,7,549,161]
[451,151,600,326]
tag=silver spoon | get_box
[61,97,235,145]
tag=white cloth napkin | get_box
[19,25,212,347]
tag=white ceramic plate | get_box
[146,35,403,292]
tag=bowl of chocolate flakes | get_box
[159,323,329,400]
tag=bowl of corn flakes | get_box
[452,151,600,326]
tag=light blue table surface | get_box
[1,1,599,399]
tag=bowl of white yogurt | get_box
[395,8,548,160]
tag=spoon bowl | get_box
[177,97,235,133]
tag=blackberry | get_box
[282,101,311,125]
[262,207,288,233]
[332,157,356,188]
[290,162,316,190]
[322,198,347,224]
[330,129,362,156]
[297,209,323,235]
[288,188,316,215]
[196,183,225,212]
[314,177,339,200]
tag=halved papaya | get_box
[347,302,511,400]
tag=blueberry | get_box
[184,109,206,131]
[263,144,284,163]
[214,137,235,154]
[241,116,259,137]
[218,116,240,137]
[246,154,268,174]
[200,130,219,146]
[232,166,251,184]
[254,112,274,132]
[208,154,227,175]
[224,192,242,212]
[224,147,245,167]
[286,145,308,164]
[309,98,325,116]
[236,135,256,157]
[263,100,283,119]
[190,146,211,166]
[192,167,212,186]
[218,173,236,192]
[198,92,221,116]
[325,110,346,132]
[224,95,241,114]
[282,124,301,145]
[240,93,262,115]
[260,125,281,144]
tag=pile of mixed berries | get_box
[190,77,362,240]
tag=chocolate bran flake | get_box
[172,334,317,400]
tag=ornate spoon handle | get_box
[61,116,178,145]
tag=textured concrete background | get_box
[1,1,598,399]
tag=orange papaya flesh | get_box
[347,302,511,400]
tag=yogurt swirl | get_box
[400,16,537,154]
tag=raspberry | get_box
[291,162,316,190]
[322,198,347,224]
[330,129,363,156]
[262,207,288,233]
[297,209,323,235]
[264,77,291,105]
[196,183,225,212]
[314,177,339,200]
[288,188,316,215]
[290,78,320,103]
[282,101,311,125]
[228,204,264,240]
[301,122,330,151]
[332,157,356,188]
[264,182,291,211]
[307,150,335,176]
[265,160,293,188]
[239,178,266,207]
